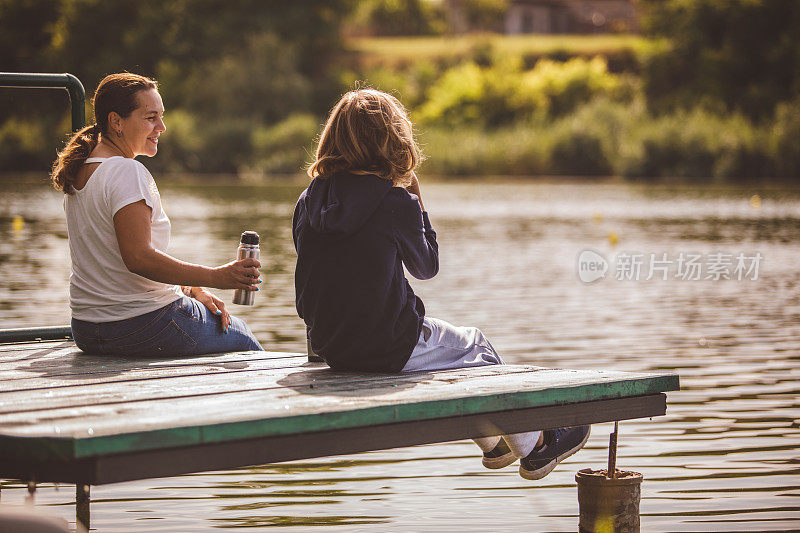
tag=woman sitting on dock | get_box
[51,72,263,357]
[293,88,589,480]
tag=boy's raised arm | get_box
[394,180,439,280]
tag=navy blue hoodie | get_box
[292,171,439,372]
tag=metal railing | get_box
[0,72,86,342]
[0,72,86,131]
[0,326,73,344]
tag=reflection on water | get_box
[1,179,799,531]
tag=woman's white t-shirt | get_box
[64,156,181,322]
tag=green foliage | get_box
[770,99,800,179]
[416,60,522,127]
[615,107,772,181]
[175,32,312,125]
[2,0,797,180]
[0,0,351,174]
[547,125,613,176]
[641,0,800,121]
[518,57,622,117]
[148,110,204,173]
[0,0,60,71]
[419,123,547,176]
[0,118,46,170]
[456,0,508,33]
[416,57,622,127]
[177,119,253,174]
[418,98,628,177]
[348,0,446,36]
[621,115,717,180]
[340,62,439,109]
[250,114,319,175]
[416,97,782,179]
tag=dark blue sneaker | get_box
[519,425,590,480]
[482,438,516,469]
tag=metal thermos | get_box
[232,231,260,305]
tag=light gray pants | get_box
[402,317,542,458]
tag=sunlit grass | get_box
[346,33,666,64]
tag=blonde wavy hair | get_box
[307,89,421,187]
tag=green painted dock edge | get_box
[0,326,72,343]
[0,373,679,462]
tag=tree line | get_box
[1,0,798,179]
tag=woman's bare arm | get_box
[113,200,260,290]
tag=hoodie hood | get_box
[302,172,394,235]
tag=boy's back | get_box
[293,170,438,372]
[294,88,589,480]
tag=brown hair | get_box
[50,72,158,194]
[308,88,421,187]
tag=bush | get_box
[713,114,773,180]
[416,56,622,128]
[618,109,770,181]
[640,0,800,122]
[0,118,48,171]
[151,112,252,174]
[341,62,439,109]
[416,60,527,128]
[347,0,446,36]
[548,128,613,176]
[173,32,312,125]
[517,57,622,118]
[625,117,712,180]
[250,114,319,175]
[150,110,204,173]
[418,124,548,176]
[455,0,508,33]
[416,97,778,180]
[771,99,800,179]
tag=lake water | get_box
[1,178,799,531]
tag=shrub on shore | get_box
[771,99,800,179]
[416,57,623,127]
[416,98,787,181]
[418,123,548,176]
[148,75,791,181]
[249,114,319,175]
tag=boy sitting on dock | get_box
[292,88,589,480]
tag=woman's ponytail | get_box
[50,123,101,194]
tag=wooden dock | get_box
[0,335,678,528]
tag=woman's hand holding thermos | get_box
[212,258,261,291]
[212,231,261,296]
[232,231,260,305]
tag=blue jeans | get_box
[71,296,264,357]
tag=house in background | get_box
[504,0,638,34]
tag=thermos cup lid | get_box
[240,231,259,245]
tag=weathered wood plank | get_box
[0,347,301,375]
[0,341,78,363]
[0,363,543,414]
[0,339,73,352]
[0,366,678,460]
[0,366,671,430]
[1,394,668,485]
[0,338,680,487]
[0,353,310,392]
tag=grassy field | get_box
[346,33,664,66]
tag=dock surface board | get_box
[0,339,679,485]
